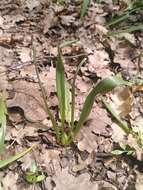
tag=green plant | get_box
[33,41,130,146]
[112,143,134,156]
[0,146,34,169]
[25,160,45,184]
[80,0,90,20]
[106,1,143,36]
[0,95,7,153]
[0,95,35,169]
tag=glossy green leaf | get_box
[0,146,34,169]
[80,0,90,20]
[74,76,131,136]
[0,96,7,153]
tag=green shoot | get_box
[108,24,143,37]
[102,97,131,134]
[0,96,7,153]
[56,47,66,134]
[25,160,45,184]
[34,41,131,146]
[0,145,35,169]
[80,0,90,20]
[74,76,131,136]
[71,58,87,130]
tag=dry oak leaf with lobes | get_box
[82,47,113,78]
[7,81,47,122]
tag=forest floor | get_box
[0,0,143,189]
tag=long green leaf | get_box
[56,47,66,131]
[0,96,7,153]
[102,97,131,134]
[59,40,78,49]
[0,145,34,169]
[80,0,90,20]
[108,24,143,36]
[65,81,71,125]
[71,58,87,129]
[74,76,131,136]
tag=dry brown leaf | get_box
[77,104,112,153]
[135,172,143,190]
[43,9,58,34]
[18,47,31,63]
[53,168,98,190]
[2,171,18,190]
[111,123,126,143]
[8,81,47,122]
[83,47,113,78]
[109,86,134,118]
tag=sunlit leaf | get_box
[111,149,126,155]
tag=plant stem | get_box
[102,97,131,134]
[32,46,59,140]
[71,58,86,129]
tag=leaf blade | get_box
[0,145,34,169]
[74,76,131,136]
[80,0,90,20]
[0,96,7,153]
[56,47,66,131]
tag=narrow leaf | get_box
[65,81,71,124]
[0,96,7,153]
[0,145,34,169]
[56,47,66,131]
[102,97,131,134]
[111,149,126,155]
[71,58,87,129]
[108,24,143,36]
[74,76,131,136]
[59,40,78,49]
[80,0,90,20]
[106,14,129,27]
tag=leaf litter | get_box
[0,0,143,189]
